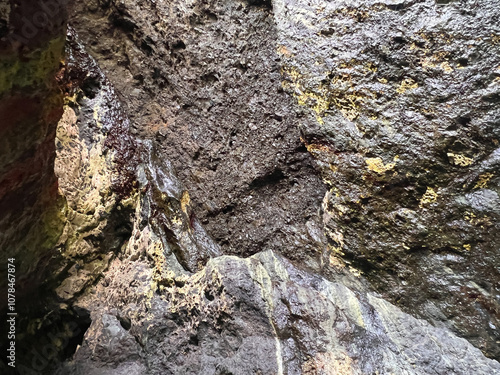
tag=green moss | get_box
[0,36,65,95]
[40,194,67,250]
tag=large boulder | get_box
[57,250,500,374]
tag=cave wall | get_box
[0,0,68,309]
[272,0,500,358]
[0,0,499,374]
[68,0,500,361]
[69,0,329,270]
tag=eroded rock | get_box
[273,0,500,359]
[69,0,328,269]
[57,250,500,374]
[1,0,499,373]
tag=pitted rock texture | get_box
[46,24,500,375]
[273,0,500,359]
[1,28,141,374]
[69,0,328,269]
[5,28,223,374]
[2,0,500,373]
[53,27,140,303]
[56,250,500,375]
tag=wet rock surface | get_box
[1,0,500,374]
[3,26,223,374]
[0,27,141,374]
[69,0,328,266]
[56,250,500,375]
[273,0,500,360]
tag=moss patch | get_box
[0,36,65,95]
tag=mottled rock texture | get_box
[57,250,500,375]
[3,26,222,374]
[69,0,329,269]
[68,0,500,361]
[273,0,500,359]
[1,0,500,374]
[0,24,142,374]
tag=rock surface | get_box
[1,0,499,374]
[69,0,329,268]
[0,0,67,325]
[272,0,500,359]
[57,250,500,375]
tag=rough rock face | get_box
[1,0,500,374]
[69,0,329,268]
[67,0,500,361]
[0,26,142,374]
[57,250,500,375]
[53,27,140,303]
[272,0,500,359]
[0,0,67,311]
[4,27,222,374]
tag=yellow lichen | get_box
[171,215,183,226]
[149,241,167,284]
[296,90,330,116]
[283,66,331,122]
[329,164,338,172]
[304,142,330,154]
[283,66,367,123]
[282,66,301,81]
[330,92,363,121]
[447,152,473,167]
[474,173,494,189]
[365,157,396,174]
[440,61,454,73]
[348,266,363,278]
[420,50,452,72]
[396,78,418,94]
[464,211,476,223]
[463,244,471,251]
[421,57,436,69]
[180,191,191,214]
[419,187,438,208]
[464,211,492,227]
[365,62,378,73]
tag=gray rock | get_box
[6,0,500,373]
[273,0,500,358]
